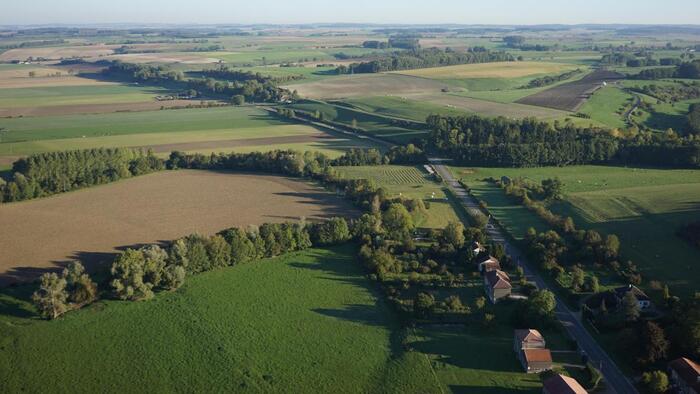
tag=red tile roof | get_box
[523,348,552,363]
[543,374,587,394]
[514,329,544,344]
[486,270,511,289]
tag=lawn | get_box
[451,165,700,296]
[0,245,440,393]
[336,165,461,229]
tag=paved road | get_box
[429,159,638,394]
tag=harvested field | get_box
[0,99,206,117]
[516,69,625,112]
[0,170,356,285]
[392,61,578,79]
[0,66,114,89]
[285,73,448,99]
[405,93,567,119]
[0,44,116,61]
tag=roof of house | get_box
[475,254,498,265]
[514,329,544,344]
[614,284,650,301]
[543,374,587,394]
[522,348,552,364]
[669,357,700,392]
[480,260,502,272]
[485,269,511,290]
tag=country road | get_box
[429,158,638,394]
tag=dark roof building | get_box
[543,374,587,394]
[669,357,700,394]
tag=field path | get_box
[429,159,638,394]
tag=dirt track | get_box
[0,170,356,285]
[516,69,625,112]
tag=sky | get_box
[2,0,700,26]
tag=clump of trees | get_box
[32,262,98,319]
[677,219,700,248]
[0,148,163,203]
[631,60,700,80]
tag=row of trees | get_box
[521,69,582,89]
[426,114,700,167]
[0,148,163,203]
[101,61,295,103]
[631,60,700,80]
[335,48,514,74]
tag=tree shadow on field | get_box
[288,246,406,358]
[0,241,170,289]
[267,191,359,220]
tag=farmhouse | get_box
[542,374,587,394]
[669,357,700,394]
[476,254,501,273]
[513,329,546,352]
[518,348,553,373]
[484,269,511,303]
[614,284,651,309]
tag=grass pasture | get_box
[0,245,439,393]
[285,73,449,100]
[336,165,462,229]
[0,171,357,284]
[452,165,700,296]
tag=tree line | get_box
[0,148,163,203]
[101,61,296,103]
[426,114,700,167]
[631,60,700,80]
[334,48,514,74]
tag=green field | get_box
[0,84,171,108]
[0,106,379,158]
[579,86,634,129]
[289,100,428,144]
[0,245,440,393]
[336,165,462,229]
[452,165,700,296]
[339,96,468,122]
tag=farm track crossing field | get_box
[392,61,579,79]
[0,245,440,393]
[516,69,625,111]
[0,170,357,285]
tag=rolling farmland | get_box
[0,171,356,285]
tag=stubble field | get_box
[0,170,356,285]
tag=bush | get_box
[62,261,98,304]
[110,249,155,301]
[32,273,69,320]
[312,218,351,245]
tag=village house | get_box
[542,374,587,394]
[484,269,511,303]
[614,284,651,309]
[514,329,553,373]
[519,348,553,373]
[476,254,501,273]
[513,329,546,353]
[669,357,700,394]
